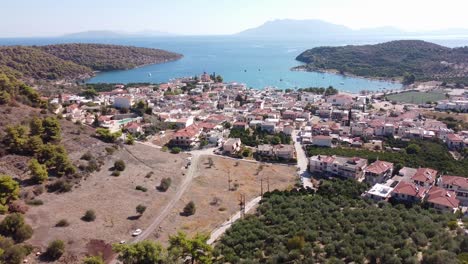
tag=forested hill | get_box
[38,44,182,71]
[296,40,468,85]
[0,46,91,81]
[0,44,182,81]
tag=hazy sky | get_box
[2,0,468,37]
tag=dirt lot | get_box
[154,156,297,244]
[24,144,188,263]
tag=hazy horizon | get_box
[2,0,468,38]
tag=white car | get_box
[132,229,142,236]
[119,240,126,244]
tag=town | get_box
[53,71,468,217]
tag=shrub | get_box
[161,146,169,152]
[55,219,69,227]
[25,199,43,206]
[0,204,8,214]
[13,224,33,243]
[111,171,121,177]
[82,210,96,222]
[80,152,93,161]
[157,177,172,192]
[447,220,458,230]
[171,147,182,154]
[114,160,126,171]
[83,255,105,264]
[105,147,116,155]
[48,180,73,193]
[183,201,196,216]
[136,204,147,215]
[45,240,65,260]
[135,185,147,192]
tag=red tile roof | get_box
[173,125,200,138]
[411,168,438,185]
[393,181,427,198]
[426,186,460,208]
[441,175,468,189]
[366,160,394,175]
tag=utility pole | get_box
[267,176,270,192]
[260,178,263,197]
[239,194,245,219]
[227,168,232,191]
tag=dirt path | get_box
[109,151,200,264]
[207,196,261,245]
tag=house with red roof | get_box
[439,175,468,206]
[411,168,438,188]
[364,160,394,185]
[446,133,464,150]
[170,125,202,148]
[391,181,428,203]
[425,186,460,213]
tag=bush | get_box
[136,204,147,215]
[45,240,65,260]
[55,219,69,227]
[80,152,93,161]
[183,201,196,216]
[26,199,44,206]
[114,160,126,171]
[82,210,96,222]
[105,147,116,155]
[48,180,73,193]
[13,224,33,243]
[111,171,121,177]
[171,147,182,154]
[161,146,168,152]
[135,185,147,192]
[0,204,8,214]
[157,177,172,192]
[83,255,105,264]
[447,220,458,230]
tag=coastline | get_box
[291,65,403,85]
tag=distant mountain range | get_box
[235,19,468,38]
[62,30,176,39]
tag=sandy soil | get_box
[24,144,188,263]
[154,155,297,244]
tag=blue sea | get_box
[1,36,467,92]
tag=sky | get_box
[1,0,468,37]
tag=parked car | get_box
[132,229,142,236]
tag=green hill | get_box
[0,44,182,81]
[296,40,468,85]
[39,43,182,71]
[0,46,91,80]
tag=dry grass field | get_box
[154,155,297,244]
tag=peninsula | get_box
[0,43,182,81]
[295,40,468,85]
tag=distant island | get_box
[236,19,468,38]
[295,40,468,85]
[0,44,182,81]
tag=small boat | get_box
[340,82,344,85]
[244,69,247,72]
[148,73,152,77]
[280,79,283,82]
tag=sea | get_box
[1,35,467,92]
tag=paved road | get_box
[207,196,262,245]
[292,130,314,189]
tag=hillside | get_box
[0,44,182,81]
[39,43,182,71]
[215,181,467,263]
[295,40,468,84]
[0,46,91,81]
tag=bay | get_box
[1,36,467,92]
